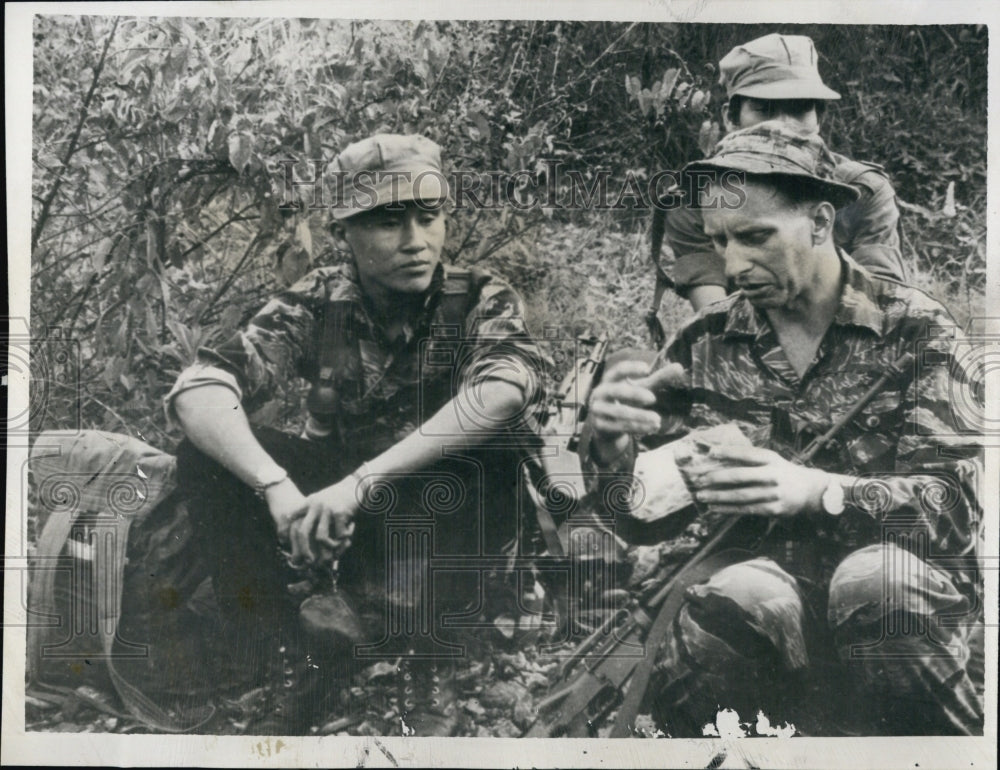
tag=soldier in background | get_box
[167,134,545,736]
[590,121,983,736]
[655,33,905,316]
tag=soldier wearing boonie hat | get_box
[682,119,859,210]
[649,32,905,326]
[589,115,983,739]
[166,133,545,737]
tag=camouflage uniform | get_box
[167,261,544,650]
[662,153,905,295]
[599,255,983,735]
[658,33,906,299]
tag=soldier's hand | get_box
[264,478,308,547]
[290,479,360,565]
[683,445,829,516]
[589,360,687,437]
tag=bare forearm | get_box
[172,385,285,486]
[363,380,526,478]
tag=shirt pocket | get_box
[842,390,904,472]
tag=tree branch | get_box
[32,16,121,254]
[195,233,263,325]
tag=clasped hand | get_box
[266,476,361,566]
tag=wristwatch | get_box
[253,466,289,499]
[820,475,846,516]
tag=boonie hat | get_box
[720,33,841,101]
[330,134,449,220]
[682,120,859,209]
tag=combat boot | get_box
[247,638,331,736]
[397,655,460,737]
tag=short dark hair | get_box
[726,95,827,126]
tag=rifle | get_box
[529,331,610,558]
[525,350,915,737]
[645,205,672,350]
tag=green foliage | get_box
[30,18,986,442]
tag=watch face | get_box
[823,480,846,516]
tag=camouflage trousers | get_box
[649,542,983,737]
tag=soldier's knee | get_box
[828,544,968,631]
[680,557,808,670]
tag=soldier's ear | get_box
[810,201,836,245]
[722,100,738,133]
[328,220,350,251]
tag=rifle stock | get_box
[527,351,915,738]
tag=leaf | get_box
[363,661,398,681]
[636,89,652,117]
[294,218,313,257]
[942,181,957,217]
[697,119,721,157]
[467,110,491,142]
[162,98,189,124]
[660,68,680,99]
[92,237,114,271]
[493,614,516,639]
[227,130,252,174]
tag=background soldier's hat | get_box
[330,133,449,220]
[682,120,860,209]
[720,33,842,101]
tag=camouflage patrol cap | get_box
[330,133,449,219]
[683,120,859,209]
[720,33,841,101]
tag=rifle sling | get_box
[526,545,750,737]
[609,546,753,737]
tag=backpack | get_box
[27,430,217,732]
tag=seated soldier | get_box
[653,33,905,321]
[589,121,983,736]
[166,134,545,736]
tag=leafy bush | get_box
[30,18,986,442]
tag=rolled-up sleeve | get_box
[458,280,546,403]
[663,204,727,296]
[164,268,330,423]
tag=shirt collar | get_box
[346,261,447,344]
[723,250,885,340]
[832,252,885,336]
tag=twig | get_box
[582,22,639,73]
[195,234,262,325]
[32,16,121,254]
